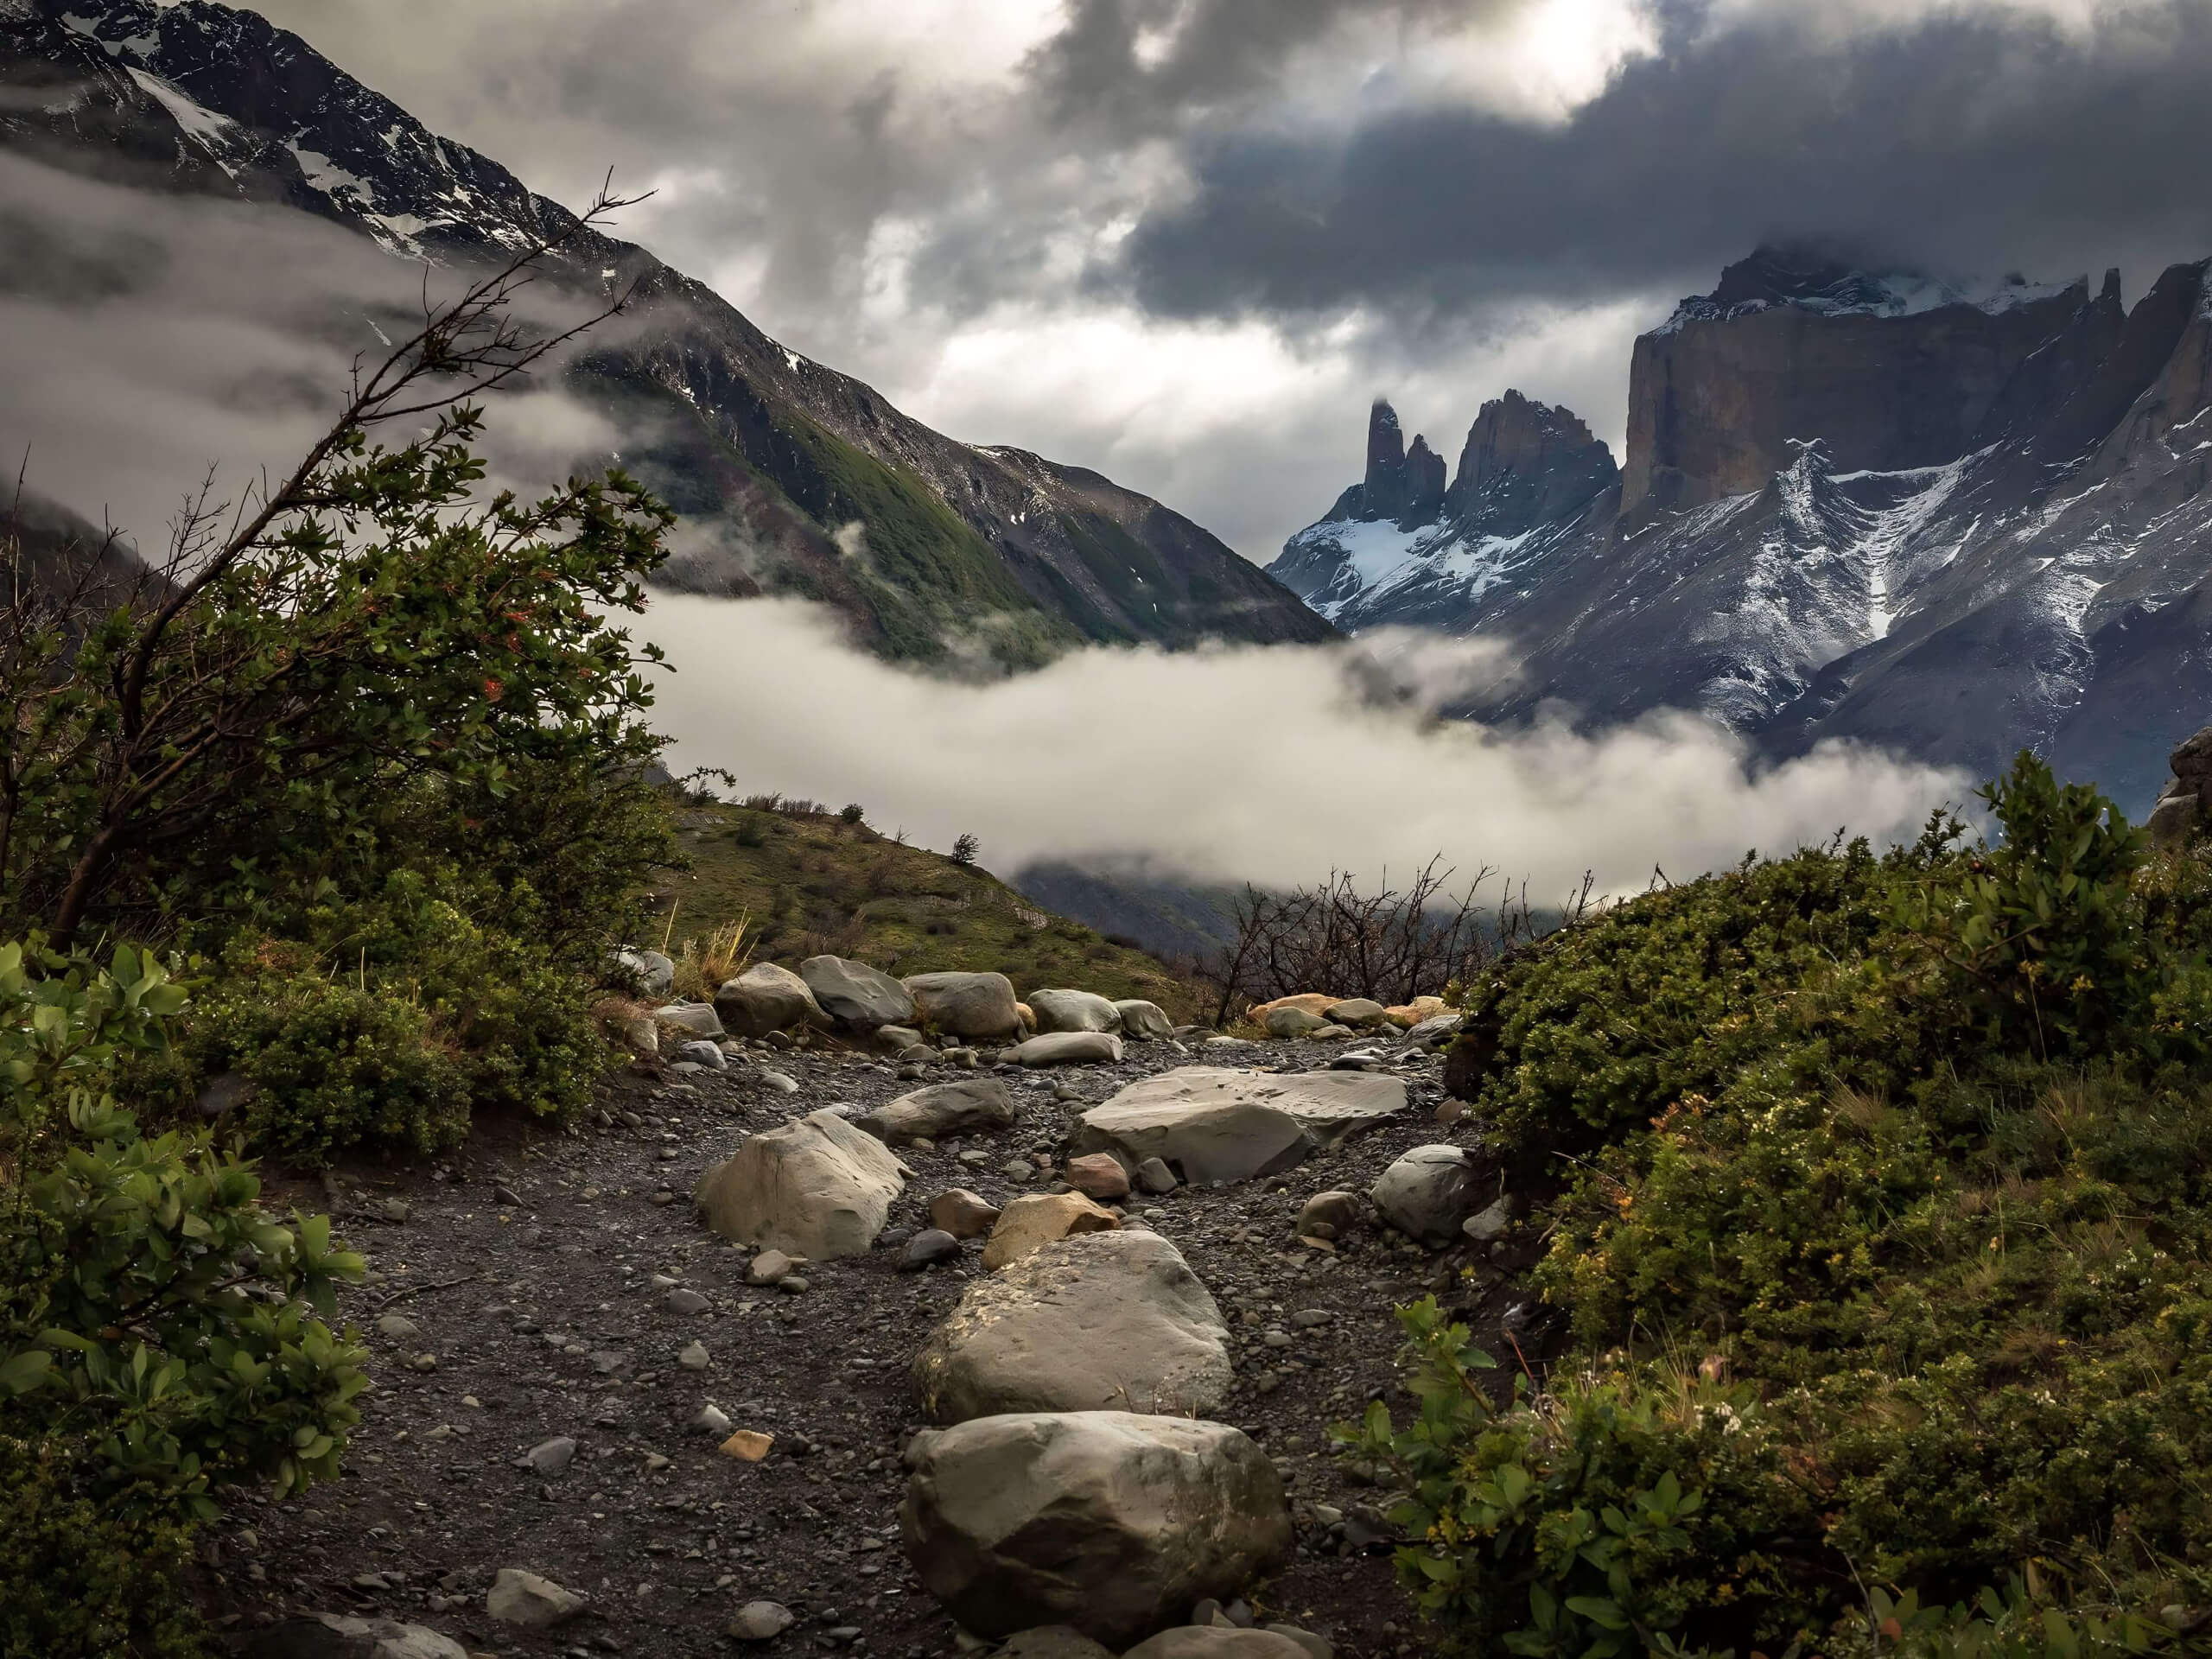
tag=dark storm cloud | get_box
[1109,3,2212,321]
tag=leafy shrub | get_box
[1406,756,2212,1649]
[950,831,982,868]
[178,869,607,1163]
[2,940,365,1654]
[841,802,866,825]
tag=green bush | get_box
[1403,755,2212,1650]
[175,868,607,1163]
[1,940,366,1655]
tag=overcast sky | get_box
[192,0,2212,556]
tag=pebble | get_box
[677,1342,710,1371]
[524,1436,577,1477]
[664,1287,709,1316]
[1001,1158,1037,1181]
[759,1071,799,1094]
[729,1601,796,1641]
[1135,1156,1179,1194]
[747,1250,796,1286]
[778,1275,810,1296]
[375,1313,421,1341]
[694,1404,733,1436]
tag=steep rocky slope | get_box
[0,0,1332,669]
[1272,248,2212,810]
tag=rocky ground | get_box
[197,1030,1545,1659]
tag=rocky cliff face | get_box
[1272,247,2212,812]
[0,0,1333,669]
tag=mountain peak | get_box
[1663,243,2083,334]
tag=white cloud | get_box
[639,593,1970,894]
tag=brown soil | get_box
[199,1036,1548,1659]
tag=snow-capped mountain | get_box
[0,0,1332,667]
[1270,246,2212,811]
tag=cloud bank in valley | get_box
[640,594,1970,897]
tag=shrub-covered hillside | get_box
[1352,755,2212,1657]
[652,798,1203,1022]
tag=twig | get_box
[370,1272,480,1314]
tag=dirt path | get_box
[200,1037,1535,1658]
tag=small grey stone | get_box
[524,1436,576,1477]
[728,1601,795,1642]
[486,1567,584,1628]
[1462,1197,1514,1244]
[693,1403,733,1435]
[375,1313,420,1342]
[757,1070,800,1094]
[493,1185,525,1208]
[899,1229,961,1272]
[1001,1159,1037,1181]
[778,1275,810,1295]
[677,1342,710,1371]
[664,1287,709,1316]
[1135,1156,1179,1194]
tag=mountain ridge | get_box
[1270,246,2212,812]
[0,0,1334,668]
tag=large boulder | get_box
[1029,989,1124,1034]
[856,1077,1019,1142]
[1114,1000,1175,1042]
[907,971,1025,1041]
[915,1230,1231,1423]
[714,963,823,1038]
[1071,1068,1406,1186]
[1263,1007,1328,1039]
[801,955,915,1029]
[1369,1144,1479,1248]
[1399,1013,1461,1050]
[981,1192,1121,1270]
[694,1109,906,1260]
[1122,1634,1314,1659]
[238,1617,469,1659]
[1007,1032,1123,1067]
[900,1412,1292,1647]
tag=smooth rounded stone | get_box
[1064,1153,1132,1201]
[747,1248,798,1285]
[802,954,916,1028]
[694,1109,907,1260]
[1307,1023,1355,1040]
[899,1411,1292,1648]
[728,1601,796,1642]
[375,1313,421,1341]
[914,1230,1231,1424]
[1264,1006,1328,1039]
[664,1287,709,1315]
[485,1567,584,1628]
[755,1068,801,1094]
[612,947,675,998]
[1028,988,1124,1034]
[694,1403,734,1435]
[237,1614,470,1659]
[1325,1047,1387,1071]
[1462,1195,1515,1244]
[1322,998,1390,1028]
[980,1192,1120,1271]
[1369,1144,1479,1248]
[875,1024,925,1052]
[1244,994,1339,1027]
[906,971,1024,1041]
[1298,1191,1363,1237]
[989,1627,1116,1659]
[655,1001,726,1039]
[1113,1000,1176,1042]
[900,1229,963,1271]
[857,1077,1019,1142]
[1397,1013,1462,1050]
[1122,1632,1313,1659]
[1135,1156,1179,1195]
[930,1188,1003,1240]
[714,963,825,1038]
[677,1341,711,1370]
[1006,1032,1124,1068]
[524,1436,576,1477]
[674,1039,728,1070]
[1072,1067,1408,1185]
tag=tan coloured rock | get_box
[694,1109,906,1260]
[1383,995,1449,1028]
[1064,1153,1132,1201]
[713,963,825,1038]
[929,1188,1003,1239]
[981,1192,1119,1270]
[1121,1633,1314,1659]
[1244,993,1340,1027]
[906,971,1024,1040]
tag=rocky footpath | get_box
[199,973,1534,1659]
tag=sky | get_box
[235,0,2212,561]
